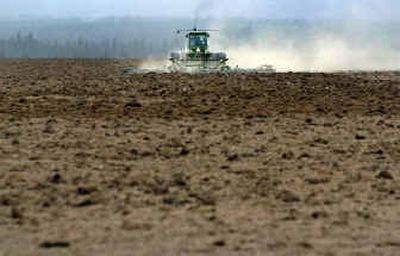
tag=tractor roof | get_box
[186,31,210,37]
[177,28,216,37]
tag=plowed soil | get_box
[0,60,399,256]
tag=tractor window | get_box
[189,34,208,48]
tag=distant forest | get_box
[0,17,398,58]
[0,32,177,58]
[0,17,189,58]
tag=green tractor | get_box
[169,28,230,73]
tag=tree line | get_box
[0,32,178,58]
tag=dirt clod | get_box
[213,239,226,247]
[355,134,367,140]
[278,190,301,203]
[11,207,23,219]
[39,241,71,249]
[376,171,394,180]
[49,173,62,184]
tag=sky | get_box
[0,0,399,20]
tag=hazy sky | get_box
[0,0,399,19]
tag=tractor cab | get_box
[186,30,209,54]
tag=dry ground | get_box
[0,60,399,255]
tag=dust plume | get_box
[217,29,400,72]
[138,58,169,69]
[205,0,400,71]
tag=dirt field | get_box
[0,60,399,256]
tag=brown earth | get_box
[0,59,399,256]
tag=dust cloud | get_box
[203,0,400,71]
[220,34,400,72]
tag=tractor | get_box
[169,28,230,73]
